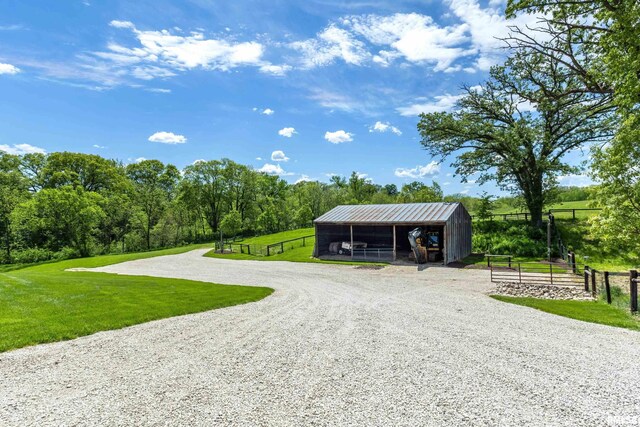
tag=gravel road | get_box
[2,249,640,426]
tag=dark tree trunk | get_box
[5,226,11,263]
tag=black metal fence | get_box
[489,254,640,313]
[217,235,315,257]
[489,259,583,287]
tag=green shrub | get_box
[472,221,547,257]
[12,248,56,264]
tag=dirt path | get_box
[1,250,639,426]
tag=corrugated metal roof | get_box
[314,202,462,224]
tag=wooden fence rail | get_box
[472,208,602,221]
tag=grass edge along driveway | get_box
[0,245,273,353]
[490,295,640,331]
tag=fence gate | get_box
[489,259,584,287]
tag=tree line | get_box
[0,151,444,264]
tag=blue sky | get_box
[0,0,591,196]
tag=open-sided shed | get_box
[313,202,472,264]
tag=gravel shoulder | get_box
[2,249,640,426]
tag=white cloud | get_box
[394,161,441,178]
[259,64,292,76]
[0,63,20,75]
[308,89,363,113]
[370,121,401,136]
[291,24,370,68]
[295,174,312,184]
[134,157,147,163]
[257,163,293,176]
[271,150,289,162]
[348,13,472,71]
[325,130,353,144]
[278,127,297,138]
[148,131,187,144]
[256,156,262,160]
[145,87,171,93]
[92,144,106,149]
[90,21,288,84]
[397,94,463,116]
[446,0,544,71]
[109,20,135,29]
[459,189,470,194]
[192,159,206,164]
[558,174,594,187]
[0,143,46,155]
[261,108,274,115]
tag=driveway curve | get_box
[1,249,639,426]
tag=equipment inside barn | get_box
[408,227,442,264]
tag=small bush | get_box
[12,248,56,264]
[54,247,82,261]
[472,221,547,257]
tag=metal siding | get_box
[443,203,472,264]
[314,202,461,225]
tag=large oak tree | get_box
[418,50,614,226]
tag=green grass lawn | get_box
[491,295,640,330]
[211,227,386,265]
[206,240,383,265]
[0,244,273,353]
[238,227,314,245]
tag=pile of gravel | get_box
[493,281,594,300]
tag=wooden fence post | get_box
[518,263,522,284]
[247,244,251,255]
[550,263,554,285]
[604,271,611,304]
[281,242,284,253]
[267,245,270,256]
[630,270,638,313]
[591,268,597,296]
[584,266,590,292]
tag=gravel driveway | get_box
[2,249,640,426]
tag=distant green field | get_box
[0,244,273,352]
[490,199,599,218]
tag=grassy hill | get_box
[0,245,273,352]
[206,228,383,265]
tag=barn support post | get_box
[392,225,396,261]
[630,270,638,313]
[350,225,354,261]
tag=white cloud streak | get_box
[397,94,463,116]
[394,161,440,178]
[0,143,46,155]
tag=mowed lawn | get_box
[206,228,385,265]
[491,296,640,330]
[0,245,273,353]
